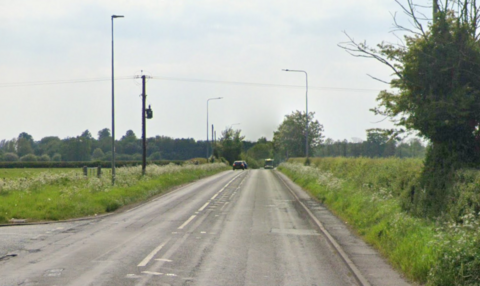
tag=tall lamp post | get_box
[282,69,309,159]
[111,14,124,185]
[207,97,223,160]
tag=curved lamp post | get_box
[282,69,309,159]
[111,15,124,185]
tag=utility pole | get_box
[211,124,214,161]
[433,0,438,23]
[140,75,153,175]
[142,75,147,175]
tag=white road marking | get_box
[166,273,177,277]
[138,242,166,267]
[155,258,172,262]
[126,274,141,279]
[197,173,242,212]
[198,201,210,212]
[142,271,163,276]
[178,215,196,230]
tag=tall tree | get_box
[273,111,324,159]
[16,133,34,157]
[247,137,273,160]
[97,128,111,153]
[37,136,62,157]
[218,127,245,164]
[340,1,480,215]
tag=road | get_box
[0,170,408,286]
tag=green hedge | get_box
[0,160,184,169]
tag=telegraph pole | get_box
[139,75,153,175]
[141,75,147,175]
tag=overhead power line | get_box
[0,76,132,87]
[150,76,382,92]
[0,75,383,93]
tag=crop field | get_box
[0,163,228,224]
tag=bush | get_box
[0,160,185,169]
[20,154,38,162]
[52,153,62,162]
[38,154,50,162]
[149,152,162,160]
[91,148,104,160]
[3,153,19,162]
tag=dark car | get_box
[232,161,246,170]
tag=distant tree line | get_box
[0,122,425,164]
[270,111,426,162]
[0,129,213,162]
[316,131,426,159]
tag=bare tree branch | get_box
[338,32,403,80]
[367,74,391,84]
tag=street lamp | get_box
[282,69,309,159]
[111,14,124,185]
[207,97,223,160]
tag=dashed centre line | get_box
[198,202,210,212]
[178,215,196,230]
[136,173,246,273]
[138,242,166,267]
[142,271,163,276]
[197,173,243,212]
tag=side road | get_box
[275,170,413,286]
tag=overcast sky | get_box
[0,0,431,143]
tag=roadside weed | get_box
[0,163,228,223]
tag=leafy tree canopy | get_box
[340,0,480,216]
[218,127,245,164]
[273,110,324,159]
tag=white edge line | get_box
[138,242,166,267]
[178,215,196,230]
[275,171,371,286]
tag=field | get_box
[0,163,229,223]
[0,168,80,179]
[280,158,480,286]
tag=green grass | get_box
[279,159,436,284]
[0,168,79,179]
[282,158,480,285]
[0,163,229,223]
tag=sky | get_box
[0,0,431,143]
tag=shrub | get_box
[149,152,162,160]
[38,154,50,162]
[91,148,104,160]
[20,154,38,162]
[3,153,19,162]
[52,153,62,161]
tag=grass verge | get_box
[278,160,434,284]
[0,163,228,223]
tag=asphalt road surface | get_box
[0,170,408,286]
